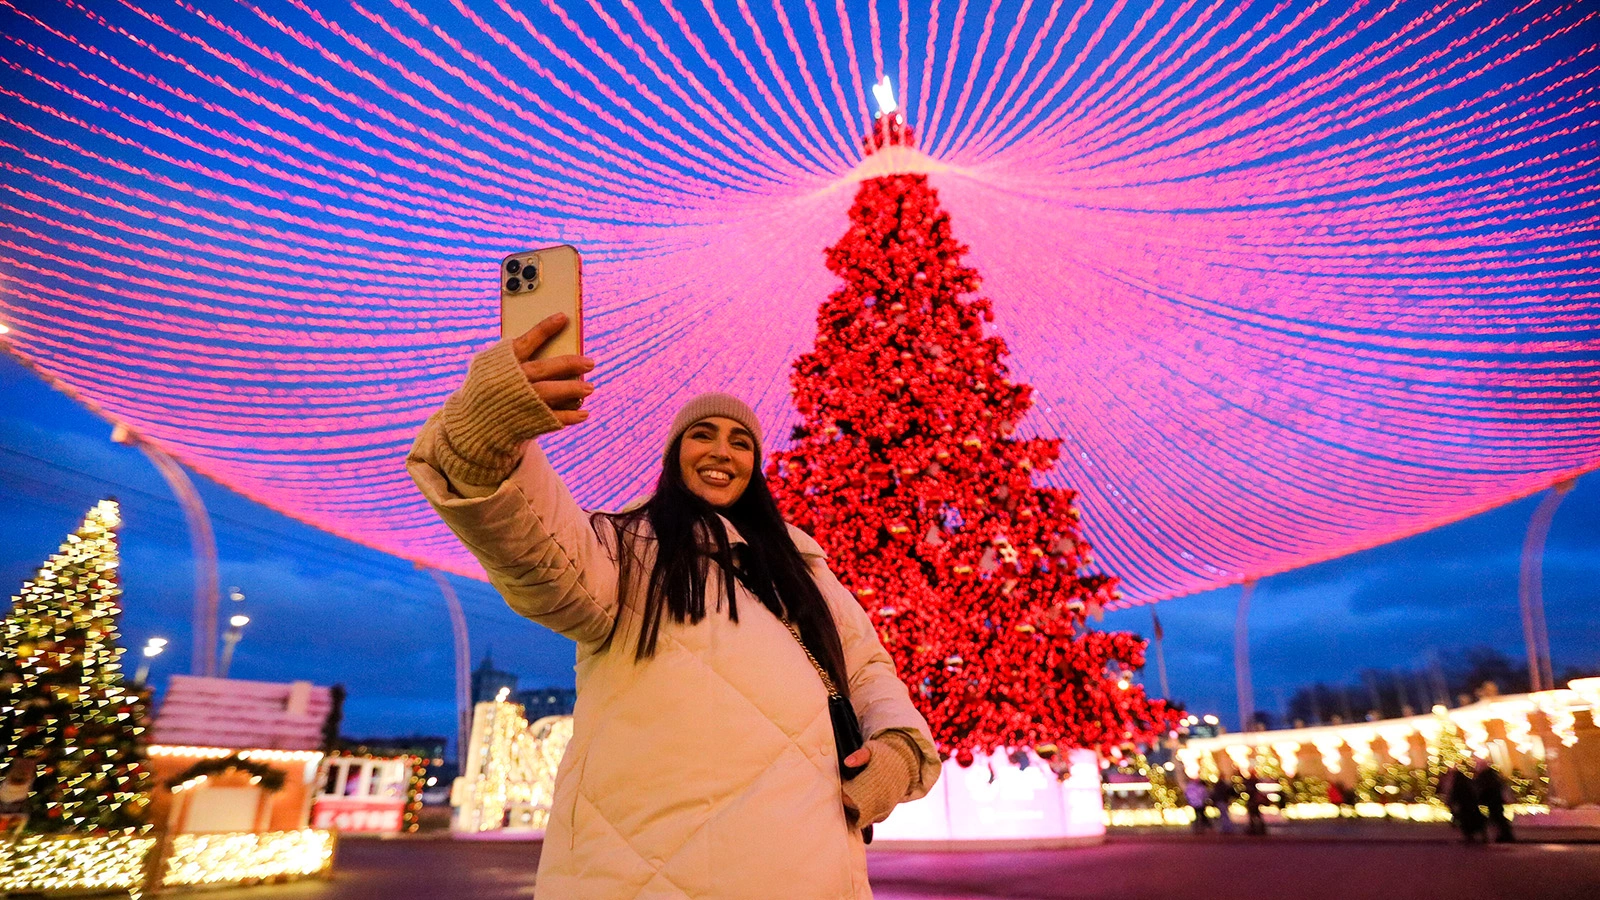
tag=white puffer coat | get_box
[408,343,939,899]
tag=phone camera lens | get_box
[505,259,522,275]
[505,276,522,292]
[523,263,539,281]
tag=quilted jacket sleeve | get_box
[407,341,619,648]
[813,563,941,801]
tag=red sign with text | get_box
[311,797,404,833]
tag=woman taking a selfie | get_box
[408,314,939,898]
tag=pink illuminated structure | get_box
[873,749,1107,846]
[0,3,1596,604]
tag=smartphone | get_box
[500,244,582,359]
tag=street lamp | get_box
[133,636,169,685]
[219,613,250,677]
[217,587,248,678]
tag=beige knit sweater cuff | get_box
[436,341,562,486]
[842,733,922,828]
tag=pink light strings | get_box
[0,0,1595,605]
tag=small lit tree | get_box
[2,500,151,833]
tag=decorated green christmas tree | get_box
[1,500,151,833]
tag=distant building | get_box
[471,650,519,705]
[517,686,577,719]
[341,735,449,768]
[471,650,575,718]
[146,676,331,836]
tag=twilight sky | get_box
[3,351,1595,743]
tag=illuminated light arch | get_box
[0,2,1596,604]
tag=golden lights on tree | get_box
[2,499,152,833]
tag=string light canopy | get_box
[0,2,1595,603]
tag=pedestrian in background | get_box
[1448,761,1486,843]
[1211,777,1237,834]
[1474,759,1515,843]
[1244,774,1268,836]
[1185,777,1211,833]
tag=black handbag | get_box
[781,619,874,844]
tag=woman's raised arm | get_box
[407,314,619,646]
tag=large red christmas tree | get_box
[769,115,1178,758]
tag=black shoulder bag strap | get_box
[780,618,874,844]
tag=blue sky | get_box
[4,352,1595,742]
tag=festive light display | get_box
[160,829,336,887]
[0,829,337,893]
[145,745,325,763]
[166,755,287,794]
[770,116,1177,753]
[0,4,1597,602]
[1167,685,1600,824]
[1,499,152,833]
[453,700,571,833]
[0,831,156,895]
[1096,690,1600,827]
[874,748,1108,843]
[404,756,426,833]
[311,754,426,833]
[1181,690,1589,781]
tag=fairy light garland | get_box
[145,746,324,762]
[0,825,336,890]
[160,829,335,887]
[405,755,426,833]
[0,831,156,895]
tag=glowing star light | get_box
[873,76,899,116]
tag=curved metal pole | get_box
[424,567,473,774]
[1150,607,1170,699]
[1520,478,1576,692]
[113,425,218,677]
[1235,579,1257,731]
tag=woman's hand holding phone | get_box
[512,312,594,427]
[840,744,871,824]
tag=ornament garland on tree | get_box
[1,500,151,833]
[769,114,1180,757]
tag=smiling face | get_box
[677,416,756,508]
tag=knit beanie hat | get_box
[663,393,764,464]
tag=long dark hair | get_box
[593,436,853,699]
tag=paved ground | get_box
[192,826,1600,900]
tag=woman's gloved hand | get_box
[437,313,594,485]
[839,735,921,828]
[510,312,596,423]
